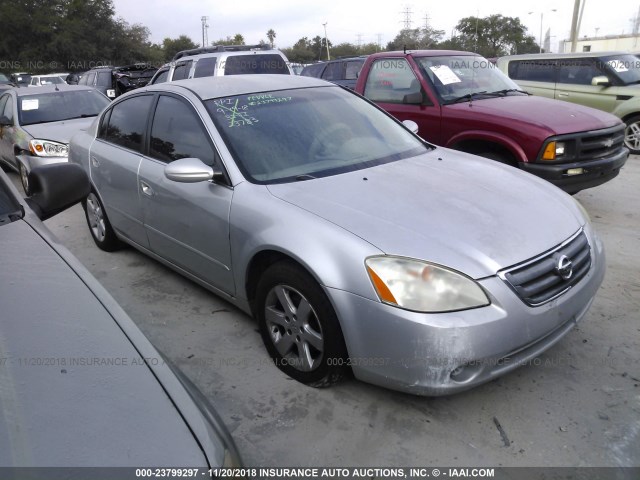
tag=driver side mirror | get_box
[164,157,226,184]
[591,75,611,87]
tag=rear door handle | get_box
[91,156,100,167]
[140,181,154,196]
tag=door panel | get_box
[139,158,234,293]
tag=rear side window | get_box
[101,95,153,152]
[363,58,421,104]
[224,54,289,75]
[508,60,556,82]
[172,61,192,81]
[300,63,325,78]
[149,95,216,165]
[321,62,343,81]
[193,57,217,78]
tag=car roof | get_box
[12,84,101,97]
[499,51,629,61]
[368,50,480,58]
[140,74,332,100]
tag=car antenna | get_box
[403,44,407,55]
[469,14,480,107]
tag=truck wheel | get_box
[256,260,348,388]
[624,116,640,154]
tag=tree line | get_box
[0,0,539,73]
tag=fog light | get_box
[566,168,584,176]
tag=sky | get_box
[112,0,638,54]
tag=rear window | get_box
[224,54,289,75]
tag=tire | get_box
[256,261,348,388]
[19,162,30,195]
[83,191,121,251]
[624,115,640,154]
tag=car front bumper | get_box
[327,225,605,396]
[519,148,628,193]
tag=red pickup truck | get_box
[353,50,628,193]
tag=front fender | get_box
[446,130,528,162]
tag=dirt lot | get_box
[13,156,639,467]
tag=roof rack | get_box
[172,44,271,61]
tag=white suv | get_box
[150,44,292,84]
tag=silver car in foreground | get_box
[70,75,605,396]
[0,165,242,466]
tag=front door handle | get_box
[140,181,154,196]
[557,93,569,98]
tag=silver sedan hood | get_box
[267,149,584,279]
[21,117,95,143]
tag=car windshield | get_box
[38,76,65,85]
[600,54,640,85]
[416,55,522,104]
[18,90,110,126]
[0,180,22,226]
[206,86,428,184]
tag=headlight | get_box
[365,256,490,312]
[28,139,69,157]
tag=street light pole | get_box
[529,9,556,53]
[322,22,330,61]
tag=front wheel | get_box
[256,261,348,388]
[83,191,121,251]
[624,115,640,154]
[19,163,30,195]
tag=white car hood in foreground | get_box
[267,149,584,279]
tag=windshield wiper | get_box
[449,91,487,104]
[64,113,98,120]
[487,89,530,96]
[295,174,316,181]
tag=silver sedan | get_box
[69,75,605,396]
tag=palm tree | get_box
[266,29,276,48]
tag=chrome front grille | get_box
[499,230,591,306]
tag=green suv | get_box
[497,52,640,153]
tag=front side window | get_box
[83,72,96,86]
[150,95,215,164]
[599,54,640,85]
[2,95,13,123]
[363,58,421,104]
[96,71,112,87]
[18,90,110,126]
[151,69,169,84]
[206,86,427,184]
[101,95,153,152]
[345,61,364,80]
[557,60,603,85]
[300,63,325,78]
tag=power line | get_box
[400,5,413,29]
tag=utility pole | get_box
[569,0,581,52]
[322,22,330,61]
[201,16,209,48]
[356,33,363,49]
[376,33,383,51]
[400,6,413,30]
